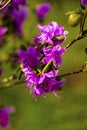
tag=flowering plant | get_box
[0,0,87,129]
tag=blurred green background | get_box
[0,0,87,130]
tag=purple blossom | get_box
[31,70,65,97]
[23,68,39,88]
[36,2,51,20]
[43,45,65,67]
[13,0,26,6]
[1,1,28,36]
[12,6,28,35]
[0,106,15,128]
[34,21,68,45]
[17,46,41,69]
[81,0,87,6]
[23,68,65,97]
[12,6,28,24]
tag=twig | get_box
[59,69,83,78]
[65,35,84,49]
[0,80,25,90]
[79,10,87,35]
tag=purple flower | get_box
[43,45,65,67]
[34,21,68,45]
[1,1,28,36]
[12,6,28,35]
[13,0,27,6]
[23,68,39,88]
[17,46,41,69]
[0,106,15,128]
[36,2,51,20]
[81,0,87,7]
[23,68,65,97]
[31,70,65,97]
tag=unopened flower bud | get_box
[66,10,83,27]
[68,13,83,27]
[52,36,65,42]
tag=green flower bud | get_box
[52,36,65,42]
[66,10,83,27]
[68,13,83,27]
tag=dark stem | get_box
[79,10,87,35]
[0,80,25,90]
[65,35,84,49]
[59,69,83,78]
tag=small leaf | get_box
[65,9,82,16]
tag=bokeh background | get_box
[0,0,87,130]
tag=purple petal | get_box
[36,2,51,19]
[0,27,8,37]
[34,21,68,45]
[43,47,52,56]
[0,106,15,128]
[45,70,58,77]
[53,54,62,67]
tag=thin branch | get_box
[59,69,83,78]
[0,80,25,90]
[79,10,87,35]
[65,35,83,49]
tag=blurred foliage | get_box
[0,0,87,130]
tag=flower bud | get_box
[68,12,83,27]
[52,36,65,42]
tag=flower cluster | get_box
[17,21,68,98]
[0,106,14,128]
[1,0,28,36]
[34,21,68,45]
